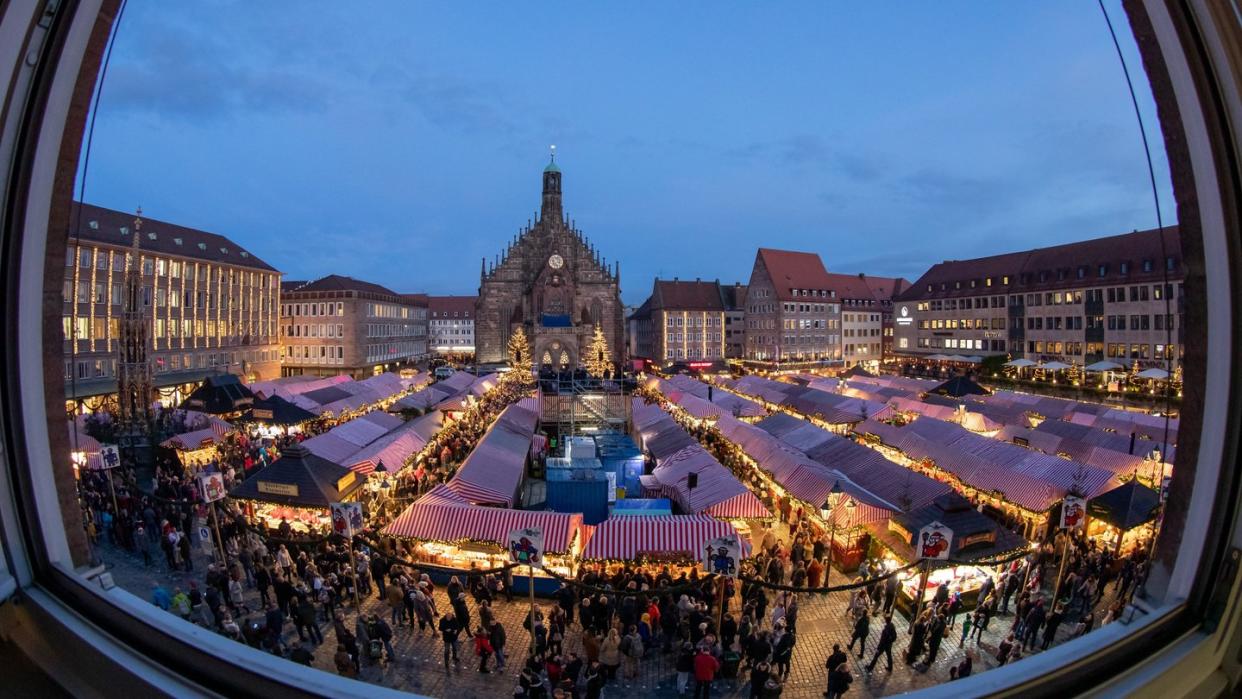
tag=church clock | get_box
[548,253,564,269]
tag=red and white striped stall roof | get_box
[581,515,750,561]
[383,485,581,554]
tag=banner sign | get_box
[330,502,364,537]
[702,534,741,577]
[507,527,544,568]
[1060,495,1086,530]
[918,521,953,560]
[198,472,226,503]
[99,444,120,470]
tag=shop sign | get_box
[252,408,274,420]
[896,306,913,326]
[508,527,544,568]
[917,521,953,560]
[330,502,364,537]
[336,471,357,492]
[1060,495,1087,530]
[195,518,213,555]
[702,534,741,577]
[98,444,120,470]
[198,472,226,502]
[257,481,299,497]
[638,550,693,563]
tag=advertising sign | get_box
[98,444,120,470]
[330,502,364,537]
[917,521,953,560]
[702,534,741,577]
[198,472,226,503]
[507,527,544,568]
[1060,495,1087,530]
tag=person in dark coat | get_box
[749,660,772,699]
[905,614,928,664]
[1042,604,1065,650]
[848,611,871,657]
[924,613,947,665]
[1024,600,1047,650]
[826,665,852,699]
[866,615,898,673]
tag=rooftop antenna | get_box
[550,143,556,163]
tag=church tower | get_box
[116,208,153,436]
[475,151,623,369]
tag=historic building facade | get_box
[893,226,1185,370]
[64,203,281,413]
[475,157,623,369]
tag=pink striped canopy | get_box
[383,485,581,554]
[581,515,751,561]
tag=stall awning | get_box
[243,395,318,426]
[447,401,537,506]
[930,376,991,398]
[179,374,255,414]
[581,515,750,560]
[161,428,219,451]
[1087,479,1161,531]
[383,485,582,554]
[229,443,363,508]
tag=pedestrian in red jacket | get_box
[693,648,720,698]
[473,627,493,673]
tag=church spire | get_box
[541,146,562,223]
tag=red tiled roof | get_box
[72,202,278,272]
[898,226,1182,301]
[860,275,910,303]
[402,293,430,307]
[428,295,477,319]
[720,283,748,310]
[652,279,725,311]
[756,248,832,301]
[289,274,401,297]
[824,272,877,302]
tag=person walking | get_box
[439,610,462,670]
[923,613,947,666]
[599,628,622,682]
[490,618,507,671]
[847,611,870,658]
[826,664,853,699]
[866,615,898,673]
[676,642,695,695]
[473,627,493,673]
[959,611,972,648]
[372,614,397,662]
[693,646,720,699]
[905,612,928,664]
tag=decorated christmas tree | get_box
[506,326,533,383]
[585,324,612,378]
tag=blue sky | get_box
[81,1,1173,305]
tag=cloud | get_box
[102,27,331,120]
[725,134,882,180]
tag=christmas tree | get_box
[506,326,532,383]
[585,324,612,378]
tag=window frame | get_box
[0,0,1239,697]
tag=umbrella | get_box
[925,354,950,361]
[946,355,971,363]
[1040,361,1071,371]
[1004,359,1037,368]
[1087,479,1161,531]
[930,375,991,397]
[1084,360,1124,372]
[1136,368,1170,380]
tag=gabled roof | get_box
[861,275,910,303]
[720,283,748,310]
[289,274,401,297]
[755,248,832,301]
[824,272,877,302]
[179,374,255,413]
[428,295,477,318]
[71,202,277,272]
[228,443,363,508]
[898,226,1182,301]
[651,279,725,311]
[628,297,653,321]
[402,293,430,307]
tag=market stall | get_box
[241,395,318,437]
[865,492,1027,618]
[179,373,255,416]
[160,428,220,470]
[383,484,582,594]
[228,443,364,537]
[1086,479,1161,554]
[581,514,750,565]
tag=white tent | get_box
[1041,361,1071,371]
[925,354,950,361]
[1136,368,1170,380]
[1004,358,1037,368]
[1084,360,1124,372]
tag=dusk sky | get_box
[80,1,1173,305]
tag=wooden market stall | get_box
[382,484,583,595]
[228,443,364,537]
[1086,479,1162,554]
[866,492,1027,618]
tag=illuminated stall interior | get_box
[228,443,363,536]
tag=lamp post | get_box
[820,481,854,587]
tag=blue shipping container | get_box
[545,469,609,524]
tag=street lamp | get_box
[821,481,844,586]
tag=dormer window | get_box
[1142,259,1153,272]
[88,220,99,229]
[1077,266,1086,279]
[197,243,207,250]
[1120,261,1129,275]
[1098,264,1108,277]
[240,251,250,258]
[120,226,128,235]
[1166,256,1177,270]
[147,232,156,240]
[220,247,229,255]
[173,237,182,245]
[1001,275,1010,285]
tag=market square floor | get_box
[94,522,1126,699]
